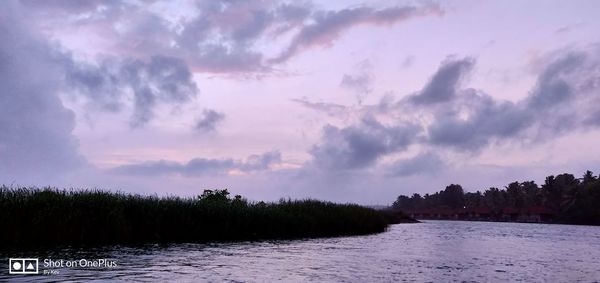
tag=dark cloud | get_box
[62,56,123,112]
[113,151,282,176]
[195,109,225,132]
[0,1,84,183]
[306,48,600,172]
[387,152,444,177]
[522,51,592,137]
[121,56,198,128]
[425,52,600,150]
[427,91,532,150]
[271,3,443,64]
[526,52,586,110]
[64,55,198,128]
[410,57,475,104]
[309,117,421,170]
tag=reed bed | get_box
[0,187,394,247]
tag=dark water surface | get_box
[2,220,600,282]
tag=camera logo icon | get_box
[9,258,38,274]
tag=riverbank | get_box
[0,187,403,247]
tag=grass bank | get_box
[0,187,401,247]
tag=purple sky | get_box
[1,0,600,204]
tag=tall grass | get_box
[0,187,391,247]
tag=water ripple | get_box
[2,221,600,282]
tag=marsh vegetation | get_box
[0,188,399,247]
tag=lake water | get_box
[2,220,600,282]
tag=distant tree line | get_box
[392,170,600,225]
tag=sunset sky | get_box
[1,0,600,204]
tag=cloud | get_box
[173,0,282,72]
[305,47,600,171]
[585,110,600,126]
[340,60,373,104]
[522,51,592,137]
[291,97,348,118]
[182,1,442,70]
[426,90,532,151]
[19,0,115,14]
[21,0,443,73]
[194,109,225,132]
[240,151,283,171]
[387,152,445,177]
[270,3,443,64]
[410,56,475,104]
[0,0,202,186]
[0,1,85,183]
[426,50,600,151]
[113,151,282,176]
[555,22,585,34]
[341,73,372,94]
[309,117,421,170]
[526,52,586,109]
[401,55,415,68]
[64,55,198,128]
[123,56,198,128]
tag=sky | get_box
[1,0,600,204]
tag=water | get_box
[2,221,600,282]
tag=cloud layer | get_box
[21,0,443,73]
[113,151,282,176]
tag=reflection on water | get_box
[2,221,600,282]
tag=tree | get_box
[521,181,541,207]
[392,195,411,210]
[411,193,423,209]
[542,174,579,210]
[483,187,505,213]
[506,182,526,208]
[583,170,596,184]
[464,191,483,208]
[198,189,231,204]
[441,184,464,208]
